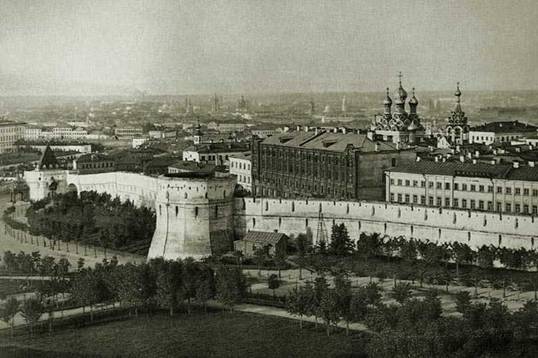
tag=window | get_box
[515,204,521,213]
[462,184,468,191]
[497,202,503,212]
[479,185,484,192]
[515,188,521,196]
[524,188,529,196]
[420,196,426,205]
[478,200,484,210]
[405,180,410,186]
[533,206,538,215]
[413,180,418,187]
[524,205,529,214]
[428,182,434,188]
[397,179,402,186]
[405,194,410,203]
[413,195,418,203]
[429,196,434,206]
[390,179,394,185]
[421,181,425,188]
[488,185,493,193]
[390,193,395,202]
[391,158,397,166]
[533,189,538,197]
[445,183,450,190]
[470,185,476,192]
[454,183,459,191]
[470,200,476,209]
[497,187,502,193]
[436,182,442,189]
[436,197,442,207]
[462,199,467,208]
[397,194,402,202]
[487,201,493,211]
[506,203,512,212]
[453,198,459,207]
[445,197,450,207]
[506,187,512,195]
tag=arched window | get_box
[215,206,218,217]
[175,206,178,216]
[195,207,199,217]
[252,218,256,227]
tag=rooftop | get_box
[242,231,288,245]
[470,121,538,134]
[184,142,250,154]
[389,160,538,181]
[262,130,399,152]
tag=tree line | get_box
[0,257,249,336]
[26,191,156,253]
[286,272,538,357]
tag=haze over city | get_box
[1,0,538,96]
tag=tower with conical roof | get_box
[445,82,469,145]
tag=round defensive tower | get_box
[147,172,237,261]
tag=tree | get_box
[215,266,248,311]
[20,298,44,336]
[57,258,71,277]
[0,297,19,337]
[274,250,287,278]
[195,275,214,313]
[391,282,412,304]
[155,260,183,316]
[356,233,382,262]
[287,286,307,329]
[253,246,267,276]
[334,274,352,334]
[451,242,474,277]
[329,223,353,256]
[455,291,471,314]
[317,289,340,336]
[268,274,280,297]
[364,282,383,306]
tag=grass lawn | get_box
[1,311,358,358]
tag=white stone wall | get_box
[235,197,538,250]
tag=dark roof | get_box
[184,142,250,154]
[38,146,59,169]
[262,131,399,152]
[168,160,216,173]
[470,121,538,133]
[388,160,538,181]
[76,153,113,163]
[243,231,287,245]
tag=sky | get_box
[0,0,537,95]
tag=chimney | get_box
[374,142,379,152]
[333,127,338,133]
[460,155,465,163]
[513,162,520,168]
[472,159,477,164]
[467,152,472,159]
[442,158,446,162]
[475,151,480,157]
[314,127,319,135]
[296,125,300,132]
[435,156,439,162]
[529,161,535,167]
[367,131,374,140]
[304,126,309,132]
[341,127,347,134]
[456,145,460,152]
[416,157,421,162]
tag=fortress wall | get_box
[66,172,159,208]
[235,197,537,250]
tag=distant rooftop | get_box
[470,121,538,133]
[389,160,538,181]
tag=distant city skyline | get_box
[1,0,537,96]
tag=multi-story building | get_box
[114,127,143,139]
[386,160,538,214]
[469,121,538,145]
[252,128,416,200]
[73,153,116,174]
[23,127,43,141]
[182,143,250,167]
[0,121,25,153]
[229,153,252,192]
[50,127,88,140]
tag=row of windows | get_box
[230,161,251,170]
[391,178,538,196]
[390,193,538,214]
[237,174,251,184]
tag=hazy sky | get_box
[1,0,537,95]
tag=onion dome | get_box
[383,87,392,105]
[454,82,462,113]
[395,71,407,103]
[409,87,418,106]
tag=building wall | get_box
[234,197,538,251]
[386,171,538,214]
[229,157,252,191]
[0,123,25,153]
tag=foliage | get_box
[26,191,156,253]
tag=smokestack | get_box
[513,162,520,168]
[529,161,535,167]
